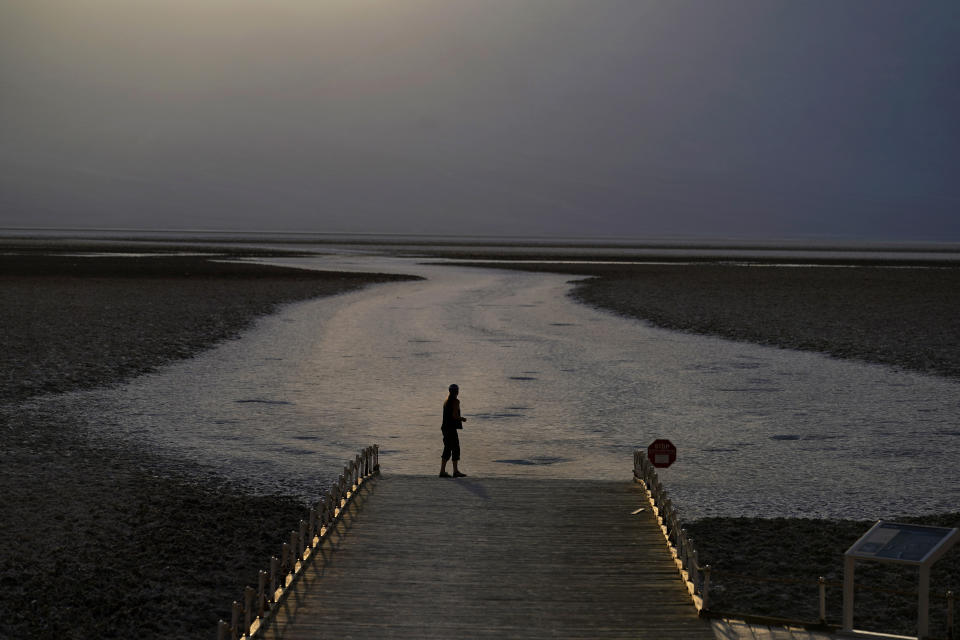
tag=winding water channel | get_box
[25,254,960,519]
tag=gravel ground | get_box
[569,263,960,380]
[0,250,417,639]
[1,423,308,639]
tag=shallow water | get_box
[20,255,960,519]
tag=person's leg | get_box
[451,434,466,477]
[440,432,452,477]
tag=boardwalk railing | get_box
[634,451,956,637]
[217,445,380,640]
[633,450,712,612]
[705,570,956,636]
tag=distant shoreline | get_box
[3,228,960,260]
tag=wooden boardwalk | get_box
[258,473,715,639]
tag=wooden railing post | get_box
[258,569,268,617]
[663,497,673,535]
[680,528,688,566]
[289,530,299,567]
[298,520,308,559]
[244,586,254,635]
[691,546,701,585]
[217,619,229,640]
[269,556,279,597]
[947,590,954,640]
[701,565,711,610]
[281,542,290,576]
[230,601,241,640]
[819,576,827,624]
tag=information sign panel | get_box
[843,521,958,636]
[847,521,957,565]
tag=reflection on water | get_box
[16,255,960,519]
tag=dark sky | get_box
[2,0,958,240]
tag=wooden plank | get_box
[710,619,845,640]
[258,474,716,639]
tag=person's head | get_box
[448,383,459,398]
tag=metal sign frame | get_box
[843,521,958,638]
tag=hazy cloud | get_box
[2,0,958,240]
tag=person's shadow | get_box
[452,478,490,499]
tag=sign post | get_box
[843,521,958,637]
[647,439,677,469]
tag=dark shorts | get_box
[441,428,460,462]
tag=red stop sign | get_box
[647,439,677,468]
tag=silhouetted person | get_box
[439,383,467,478]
